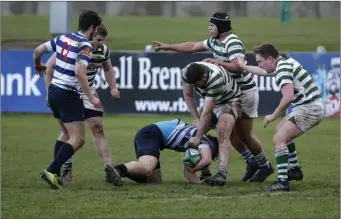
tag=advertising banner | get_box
[286,52,340,117]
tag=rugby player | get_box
[181,61,241,186]
[236,43,323,191]
[44,24,120,182]
[153,12,274,183]
[33,10,122,189]
[112,118,219,185]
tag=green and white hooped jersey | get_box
[275,57,322,107]
[203,33,257,92]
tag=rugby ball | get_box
[183,148,202,168]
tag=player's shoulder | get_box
[276,57,294,71]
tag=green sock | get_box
[287,141,300,169]
[275,149,289,182]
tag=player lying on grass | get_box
[110,117,219,185]
[236,43,324,191]
[154,12,273,183]
[44,24,121,184]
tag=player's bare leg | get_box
[230,127,259,181]
[115,155,159,184]
[261,120,303,191]
[86,116,113,165]
[204,113,235,186]
[236,117,274,182]
[41,121,85,189]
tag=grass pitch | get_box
[1,15,340,51]
[2,114,340,218]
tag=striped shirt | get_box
[182,62,241,105]
[87,44,110,87]
[154,119,214,152]
[45,32,92,92]
[275,57,322,107]
[203,33,257,92]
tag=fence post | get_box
[280,1,291,24]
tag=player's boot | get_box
[241,159,259,181]
[40,170,62,189]
[248,163,275,183]
[105,164,123,187]
[62,162,72,182]
[261,180,290,191]
[288,167,303,181]
[204,171,226,186]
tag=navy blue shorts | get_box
[48,84,84,123]
[134,124,164,160]
[84,108,103,120]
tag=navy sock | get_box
[47,143,75,175]
[126,174,148,184]
[116,164,128,177]
[54,140,65,158]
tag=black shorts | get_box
[48,84,84,123]
[84,108,103,120]
[134,124,164,160]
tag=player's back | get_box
[50,32,92,91]
[155,119,213,152]
[191,61,241,104]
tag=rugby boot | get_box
[40,170,62,189]
[62,162,72,182]
[261,180,290,191]
[249,163,275,183]
[288,167,304,181]
[241,158,259,181]
[204,171,227,186]
[105,164,123,187]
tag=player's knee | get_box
[273,132,286,148]
[69,136,85,149]
[58,130,69,142]
[91,122,105,137]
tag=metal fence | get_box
[1,1,340,18]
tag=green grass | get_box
[1,15,340,51]
[2,114,340,218]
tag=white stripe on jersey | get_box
[203,33,257,92]
[87,44,110,87]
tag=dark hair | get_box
[78,9,102,32]
[96,23,108,37]
[253,43,280,58]
[185,63,206,84]
[206,135,219,160]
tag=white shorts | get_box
[284,99,324,133]
[213,98,241,121]
[240,87,259,118]
[81,88,103,112]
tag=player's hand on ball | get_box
[111,88,120,99]
[34,63,47,76]
[152,41,170,52]
[263,114,276,128]
[188,137,200,148]
[90,95,102,108]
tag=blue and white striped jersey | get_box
[154,119,214,152]
[44,32,92,92]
